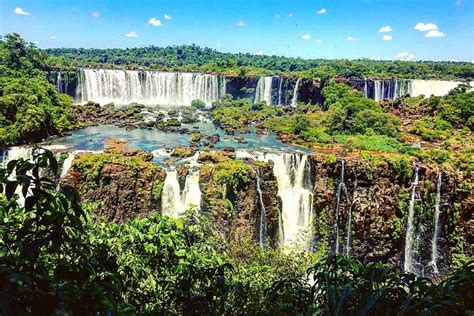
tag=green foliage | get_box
[1,150,473,314]
[0,34,74,148]
[44,44,474,80]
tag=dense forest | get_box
[0,34,74,148]
[46,45,474,79]
[1,33,473,314]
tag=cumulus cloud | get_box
[382,34,392,41]
[33,41,39,45]
[288,12,294,17]
[148,18,163,27]
[394,52,415,61]
[14,7,31,16]
[236,20,247,27]
[316,8,327,14]
[91,11,101,17]
[379,25,392,32]
[346,36,359,41]
[425,30,445,38]
[255,50,264,56]
[164,14,172,20]
[301,34,311,40]
[414,22,438,32]
[451,59,458,62]
[124,31,139,37]
[49,36,56,40]
[316,39,322,43]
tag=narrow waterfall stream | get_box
[255,76,274,105]
[334,159,345,254]
[290,78,301,107]
[430,172,443,274]
[162,168,201,218]
[404,164,420,274]
[254,169,267,247]
[236,151,314,247]
[60,152,76,178]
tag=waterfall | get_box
[236,150,313,247]
[255,76,274,105]
[254,169,267,247]
[278,77,284,105]
[60,152,75,178]
[77,68,225,106]
[162,168,201,217]
[56,71,63,93]
[363,79,368,98]
[410,80,470,97]
[290,78,301,107]
[404,164,420,274]
[334,159,345,254]
[430,172,442,274]
[365,79,471,101]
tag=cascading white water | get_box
[430,172,443,274]
[255,76,274,105]
[365,79,471,101]
[404,164,420,274]
[161,168,201,217]
[77,68,225,106]
[334,159,345,254]
[290,78,301,107]
[254,169,267,247]
[236,150,313,247]
[277,77,284,105]
[60,152,76,178]
[410,80,469,97]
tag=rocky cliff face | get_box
[307,153,473,273]
[63,150,166,222]
[198,151,281,244]
[61,149,472,272]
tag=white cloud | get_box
[124,31,139,37]
[164,14,172,20]
[14,7,31,16]
[301,34,311,40]
[382,34,393,41]
[91,11,101,17]
[33,41,39,45]
[255,50,264,56]
[425,30,445,38]
[394,52,415,61]
[471,60,474,64]
[316,39,322,43]
[379,25,392,32]
[288,12,294,17]
[271,51,276,55]
[346,36,359,41]
[414,22,438,32]
[148,18,163,27]
[49,36,56,40]
[316,8,327,15]
[217,43,222,48]
[451,59,458,62]
[236,20,247,27]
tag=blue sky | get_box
[1,0,473,61]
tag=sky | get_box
[1,0,473,62]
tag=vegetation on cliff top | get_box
[0,34,74,149]
[45,44,474,80]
